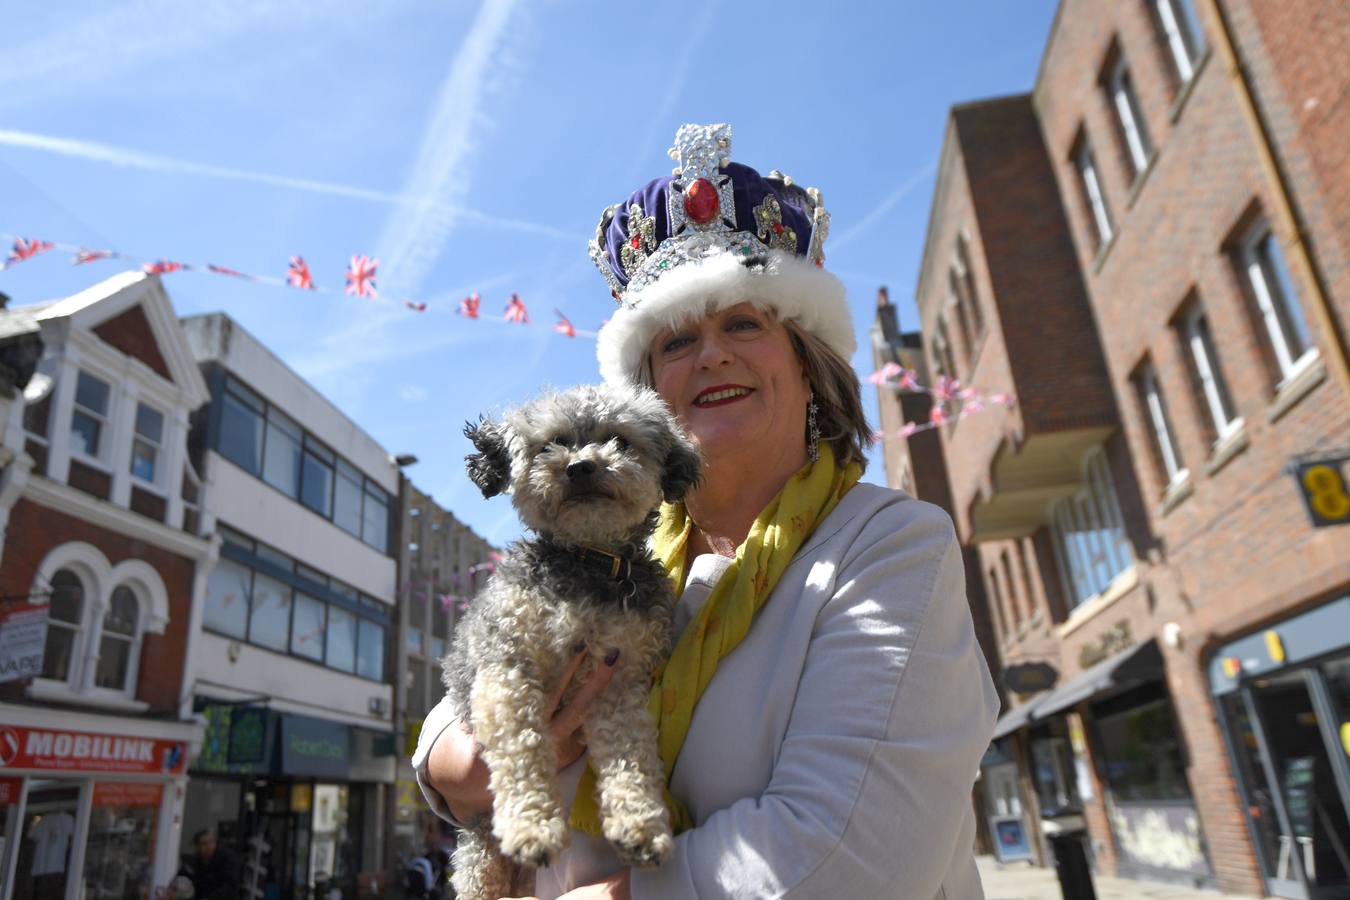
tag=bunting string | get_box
[2,233,1017,440]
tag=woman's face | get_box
[648,302,810,469]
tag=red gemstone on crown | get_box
[683,178,720,225]
[631,236,641,248]
[772,222,784,235]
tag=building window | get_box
[94,586,140,691]
[41,569,87,682]
[954,234,985,338]
[1106,53,1153,177]
[201,527,389,681]
[987,568,1007,641]
[932,317,958,383]
[1178,302,1240,442]
[1000,550,1022,629]
[946,275,973,365]
[71,371,111,460]
[130,403,164,484]
[1092,683,1193,800]
[1075,138,1114,248]
[1238,222,1315,382]
[1050,449,1133,609]
[211,373,394,554]
[1136,364,1187,487]
[1153,0,1206,84]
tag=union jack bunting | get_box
[458,293,481,318]
[403,300,427,312]
[207,263,253,279]
[866,362,903,385]
[931,375,959,403]
[143,260,186,275]
[73,249,115,265]
[553,309,576,338]
[287,255,315,290]
[3,237,55,268]
[929,405,949,426]
[504,293,528,324]
[345,255,378,298]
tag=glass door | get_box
[11,780,82,900]
[1249,670,1350,898]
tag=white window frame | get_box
[1076,142,1114,246]
[1180,306,1242,442]
[70,368,114,468]
[29,543,169,710]
[1155,0,1205,84]
[130,400,167,492]
[1108,56,1153,176]
[1139,365,1188,486]
[1049,449,1134,610]
[1240,223,1316,382]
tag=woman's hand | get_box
[425,647,619,821]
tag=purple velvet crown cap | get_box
[598,163,815,294]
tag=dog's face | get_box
[465,384,700,544]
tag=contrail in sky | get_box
[830,160,938,252]
[0,127,576,242]
[372,0,526,299]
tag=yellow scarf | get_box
[569,443,862,835]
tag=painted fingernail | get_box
[572,640,586,654]
[604,649,620,667]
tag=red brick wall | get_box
[1034,0,1350,892]
[92,304,173,383]
[0,498,195,712]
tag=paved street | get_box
[977,857,1270,900]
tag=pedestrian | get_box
[182,828,242,900]
[414,122,999,898]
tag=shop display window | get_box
[1091,684,1192,802]
[11,780,80,900]
[81,783,161,900]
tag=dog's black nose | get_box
[566,459,597,481]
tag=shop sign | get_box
[280,715,349,779]
[93,782,164,807]
[991,816,1032,862]
[0,775,20,805]
[0,724,186,775]
[1289,453,1350,527]
[1079,621,1132,669]
[228,707,269,765]
[1001,661,1058,695]
[0,602,49,683]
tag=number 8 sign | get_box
[1292,455,1350,527]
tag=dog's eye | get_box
[610,435,630,450]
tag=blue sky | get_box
[0,0,1058,547]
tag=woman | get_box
[414,123,999,899]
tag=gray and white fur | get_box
[443,383,700,900]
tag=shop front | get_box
[185,701,395,899]
[1211,594,1350,899]
[0,704,201,900]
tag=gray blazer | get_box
[415,484,999,898]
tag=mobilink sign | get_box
[280,715,350,779]
[0,725,187,775]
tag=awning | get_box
[990,695,1046,740]
[1032,639,1163,720]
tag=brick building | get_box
[881,0,1350,896]
[0,272,214,897]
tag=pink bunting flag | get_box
[73,248,115,265]
[143,260,186,275]
[866,362,903,385]
[931,376,959,403]
[504,293,528,324]
[989,392,1016,409]
[287,255,315,290]
[3,237,55,268]
[207,263,253,280]
[488,551,504,563]
[899,422,920,438]
[345,255,378,298]
[962,397,985,414]
[404,300,428,312]
[929,405,949,426]
[458,293,481,318]
[553,309,576,338]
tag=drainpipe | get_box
[1200,0,1350,401]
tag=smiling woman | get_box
[414,124,998,900]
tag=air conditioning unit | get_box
[368,697,389,717]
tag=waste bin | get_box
[1047,832,1096,900]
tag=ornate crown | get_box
[588,124,831,305]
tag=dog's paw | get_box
[613,829,673,868]
[499,816,569,868]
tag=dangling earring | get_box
[807,393,821,463]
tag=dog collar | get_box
[573,545,633,581]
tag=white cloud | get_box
[0,128,577,242]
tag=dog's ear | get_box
[661,429,702,503]
[464,418,512,498]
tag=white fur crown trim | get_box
[596,250,855,385]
